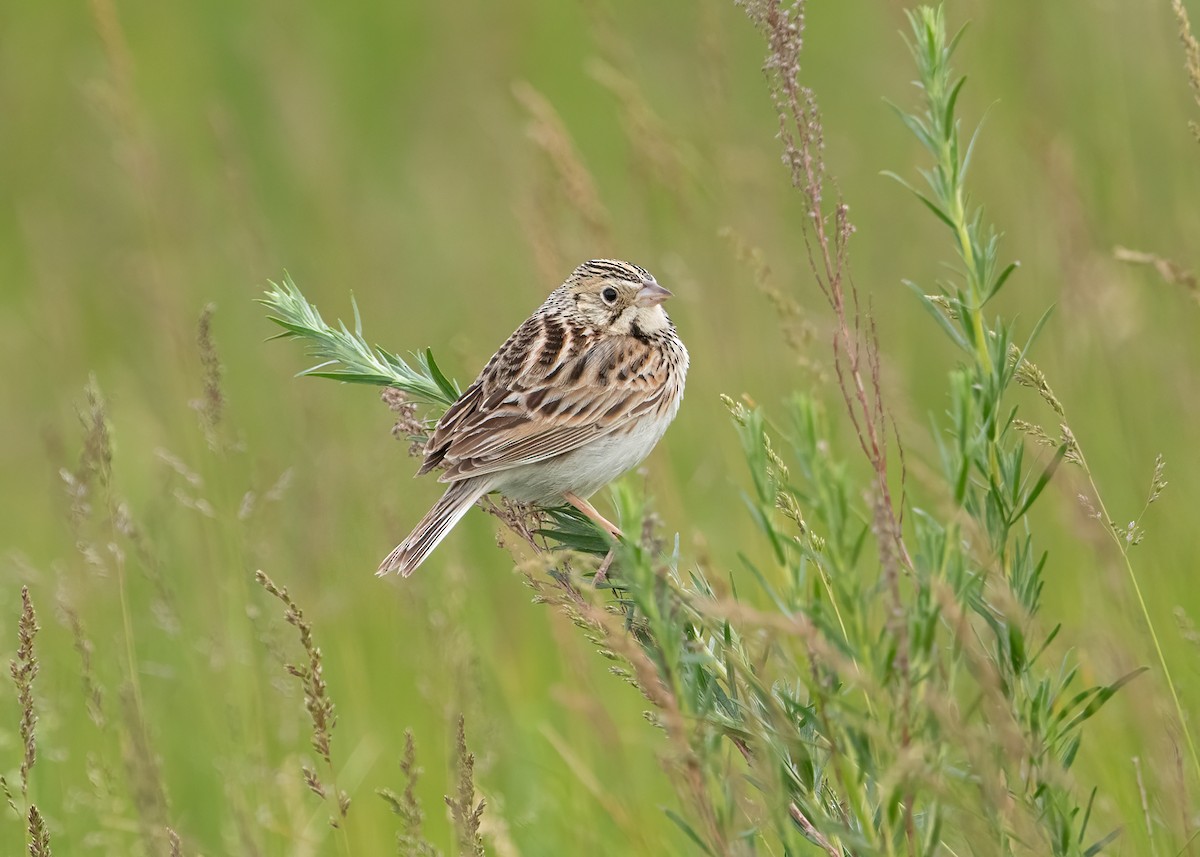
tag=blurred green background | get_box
[1,0,1198,853]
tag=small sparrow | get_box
[379,259,688,576]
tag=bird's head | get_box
[561,259,673,336]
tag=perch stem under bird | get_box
[377,259,688,579]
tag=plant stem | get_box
[1079,459,1200,783]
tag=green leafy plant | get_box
[261,276,459,405]
[889,0,1195,792]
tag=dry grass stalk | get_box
[11,586,40,799]
[1133,756,1154,846]
[58,594,106,728]
[167,826,184,857]
[68,381,175,842]
[514,188,569,288]
[720,227,826,383]
[788,803,839,857]
[193,303,225,449]
[1,777,15,816]
[512,80,612,249]
[378,730,441,857]
[1113,245,1200,305]
[382,387,427,457]
[207,102,271,268]
[27,804,52,857]
[86,0,135,124]
[255,571,336,765]
[586,58,694,199]
[1171,0,1200,142]
[1010,346,1066,416]
[445,715,486,857]
[85,0,173,302]
[60,376,114,532]
[118,684,171,840]
[5,587,50,854]
[254,569,351,828]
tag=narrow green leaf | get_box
[351,292,364,338]
[1061,668,1148,734]
[889,105,938,153]
[986,261,1020,301]
[1011,442,1067,522]
[904,281,970,351]
[879,168,920,197]
[946,21,971,61]
[302,371,404,386]
[1083,827,1121,856]
[1028,623,1062,668]
[262,318,311,339]
[424,347,461,401]
[664,810,717,856]
[914,191,960,233]
[1024,304,1056,353]
[961,103,995,182]
[537,507,613,555]
[1078,786,1097,845]
[944,75,967,143]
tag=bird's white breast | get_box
[493,388,683,504]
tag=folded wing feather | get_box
[418,332,667,483]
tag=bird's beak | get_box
[634,280,672,307]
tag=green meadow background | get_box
[2,0,1198,853]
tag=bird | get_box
[378,259,689,577]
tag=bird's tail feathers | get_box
[377,479,488,577]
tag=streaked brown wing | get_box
[418,318,668,482]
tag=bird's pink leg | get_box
[562,492,623,538]
[563,492,622,586]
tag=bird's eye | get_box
[601,286,618,304]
